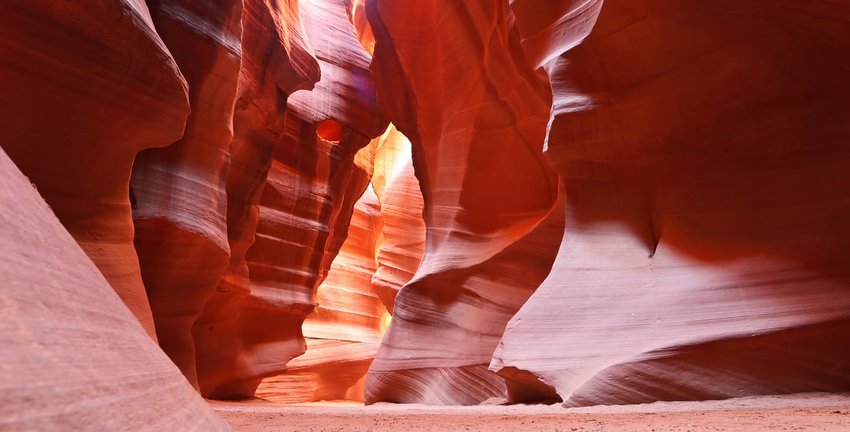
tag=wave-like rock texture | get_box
[198,0,389,398]
[194,0,322,399]
[0,148,228,431]
[130,0,243,388]
[256,185,387,402]
[508,0,603,68]
[491,0,850,406]
[348,0,375,55]
[369,125,425,313]
[0,0,190,338]
[364,0,563,405]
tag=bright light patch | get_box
[379,311,392,335]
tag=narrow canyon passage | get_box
[1,0,850,431]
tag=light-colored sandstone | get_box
[0,148,228,431]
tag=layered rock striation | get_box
[257,184,387,403]
[131,0,244,388]
[0,0,190,339]
[4,0,850,411]
[369,126,425,313]
[193,0,322,399]
[197,0,388,398]
[492,0,850,406]
[0,147,228,431]
[364,0,563,405]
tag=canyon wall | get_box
[197,0,389,398]
[0,147,228,430]
[491,0,850,406]
[1,0,392,403]
[363,0,564,405]
[369,126,425,313]
[255,125,426,403]
[0,0,190,339]
[257,184,386,402]
[131,0,243,388]
[193,0,322,399]
[3,0,850,410]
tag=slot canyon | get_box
[1,0,849,431]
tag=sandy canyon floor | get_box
[214,393,850,431]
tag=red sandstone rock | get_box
[194,0,322,399]
[0,148,228,430]
[370,126,425,313]
[0,0,190,339]
[256,185,387,402]
[130,0,244,388]
[286,0,387,138]
[509,0,603,68]
[491,0,850,406]
[347,0,375,55]
[198,0,388,398]
[364,0,562,405]
[247,126,421,403]
[233,117,374,397]
[5,0,850,414]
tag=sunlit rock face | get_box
[0,0,190,339]
[363,0,563,405]
[192,0,321,399]
[130,0,243,388]
[257,184,387,403]
[492,0,850,406]
[255,125,424,403]
[369,126,425,314]
[196,0,389,399]
[347,0,375,55]
[0,148,228,431]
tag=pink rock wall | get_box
[492,0,850,406]
[0,147,228,431]
[4,0,850,411]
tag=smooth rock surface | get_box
[0,148,228,431]
[364,0,562,405]
[369,125,425,313]
[492,0,850,406]
[0,0,190,338]
[5,0,850,415]
[193,0,322,399]
[257,185,387,403]
[201,0,388,398]
[131,0,243,388]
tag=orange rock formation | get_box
[257,183,386,402]
[369,126,425,313]
[254,124,425,403]
[2,0,850,416]
[197,0,388,398]
[193,0,321,399]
